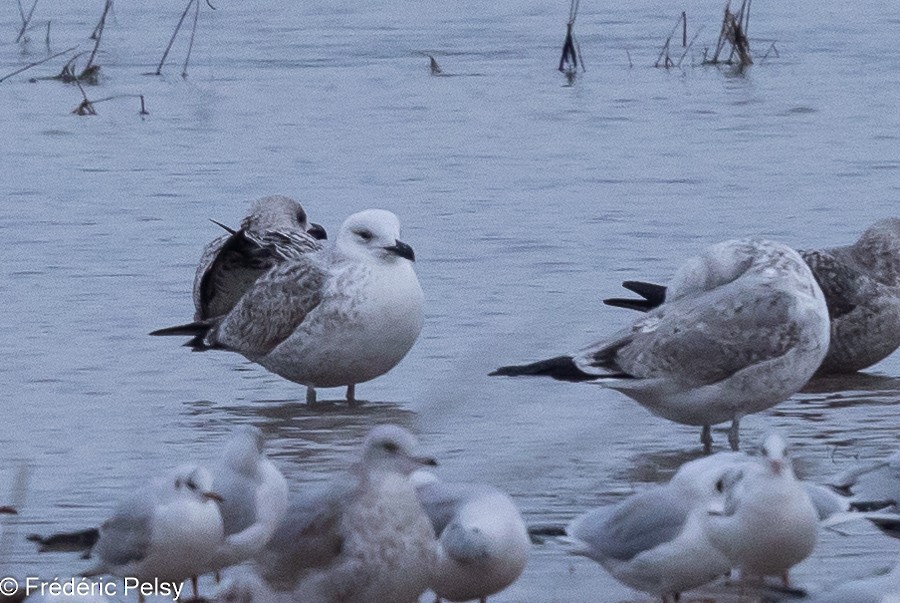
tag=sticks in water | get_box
[558,0,584,75]
[156,0,212,77]
[704,0,753,67]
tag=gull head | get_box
[173,464,225,503]
[222,425,266,475]
[761,433,791,476]
[337,209,416,264]
[853,217,900,283]
[242,195,326,240]
[361,425,437,475]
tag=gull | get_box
[193,195,327,321]
[806,556,900,603]
[203,426,289,579]
[703,434,818,587]
[826,448,900,511]
[251,425,438,603]
[411,470,529,603]
[152,209,424,404]
[563,452,747,602]
[83,464,225,603]
[604,218,900,374]
[492,239,830,451]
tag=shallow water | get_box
[1,0,900,600]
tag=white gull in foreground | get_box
[193,195,327,321]
[203,426,289,578]
[704,434,817,587]
[250,425,437,603]
[605,217,900,374]
[84,465,224,602]
[563,452,746,601]
[411,470,529,603]
[153,209,424,404]
[493,239,830,451]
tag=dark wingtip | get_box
[149,321,209,337]
[602,297,658,312]
[490,356,594,382]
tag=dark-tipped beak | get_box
[384,239,415,262]
[0,506,16,514]
[203,491,225,503]
[308,223,328,241]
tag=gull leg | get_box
[701,425,713,454]
[214,571,221,584]
[781,571,790,588]
[728,418,741,451]
[139,594,146,603]
[192,575,199,599]
[306,386,317,405]
[346,383,358,405]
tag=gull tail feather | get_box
[490,356,596,382]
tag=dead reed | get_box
[703,0,753,68]
[155,0,213,77]
[558,0,584,76]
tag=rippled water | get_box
[2,0,900,600]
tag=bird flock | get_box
[7,199,900,603]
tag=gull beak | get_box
[384,239,415,262]
[308,223,328,240]
[203,491,225,503]
[0,506,16,514]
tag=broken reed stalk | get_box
[84,0,112,74]
[181,0,200,77]
[73,92,149,116]
[428,55,442,75]
[558,0,583,73]
[677,26,704,67]
[706,0,752,67]
[682,11,687,47]
[655,13,684,68]
[45,20,50,48]
[15,0,25,25]
[15,0,38,43]
[0,45,77,83]
[156,0,196,76]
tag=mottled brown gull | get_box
[153,209,423,404]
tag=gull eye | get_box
[382,441,399,454]
[186,479,198,490]
[715,479,724,493]
[354,229,373,242]
[297,210,307,224]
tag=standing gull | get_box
[83,465,224,602]
[411,470,529,603]
[203,426,289,579]
[703,434,818,587]
[194,195,327,322]
[604,218,900,374]
[563,452,752,601]
[251,425,437,603]
[152,209,424,404]
[492,239,830,451]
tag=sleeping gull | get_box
[703,434,818,587]
[492,239,830,451]
[83,464,224,603]
[411,470,529,603]
[605,218,900,374]
[203,426,289,579]
[804,555,900,603]
[193,195,327,321]
[152,209,424,404]
[251,425,437,602]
